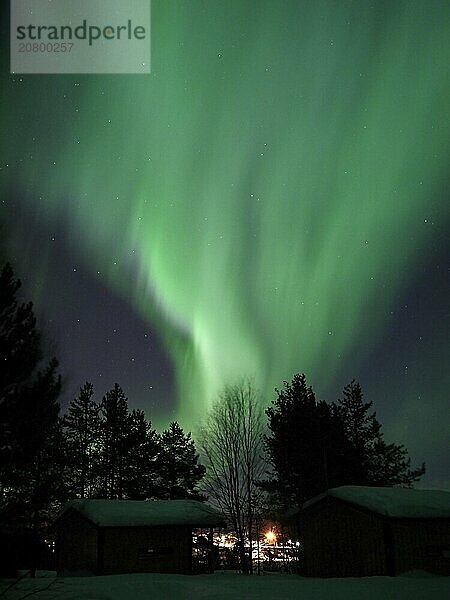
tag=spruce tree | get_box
[335,380,425,487]
[158,422,205,500]
[122,409,160,500]
[0,263,41,486]
[11,359,64,514]
[98,383,129,499]
[0,263,41,399]
[0,264,63,526]
[265,373,351,506]
[63,382,100,498]
[7,358,64,577]
[265,376,425,506]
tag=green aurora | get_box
[1,0,449,449]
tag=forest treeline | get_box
[0,262,425,572]
[63,382,205,502]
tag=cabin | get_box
[55,499,226,576]
[302,486,450,577]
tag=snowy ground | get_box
[1,570,448,599]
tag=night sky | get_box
[0,1,448,489]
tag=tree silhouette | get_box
[0,264,63,523]
[158,421,206,500]
[0,263,41,398]
[265,373,351,507]
[63,381,100,498]
[335,380,425,487]
[265,374,425,507]
[122,408,160,500]
[98,383,129,499]
[198,379,265,574]
[0,263,41,484]
[12,359,64,516]
[64,384,206,501]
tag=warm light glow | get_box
[265,530,276,544]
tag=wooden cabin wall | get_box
[392,519,450,575]
[100,525,192,575]
[303,500,386,577]
[56,509,98,576]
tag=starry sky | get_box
[0,1,449,489]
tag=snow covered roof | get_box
[303,486,450,518]
[58,499,226,528]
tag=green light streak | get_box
[1,1,449,428]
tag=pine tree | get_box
[158,422,205,500]
[266,374,330,505]
[98,384,129,499]
[11,359,64,512]
[335,380,425,487]
[0,263,41,399]
[332,380,381,484]
[0,263,41,486]
[63,382,100,498]
[0,264,63,523]
[7,359,64,577]
[265,374,355,506]
[122,409,160,500]
[265,375,425,506]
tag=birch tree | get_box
[198,379,265,574]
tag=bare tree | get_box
[197,379,266,574]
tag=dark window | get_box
[425,545,450,558]
[138,547,174,560]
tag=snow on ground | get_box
[1,570,449,600]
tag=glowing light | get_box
[265,530,276,544]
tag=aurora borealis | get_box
[0,2,449,487]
